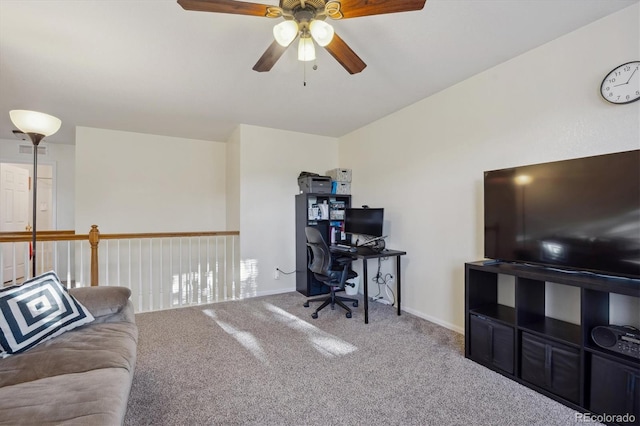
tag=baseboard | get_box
[401,306,464,335]
[254,287,295,298]
[254,289,465,336]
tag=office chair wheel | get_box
[303,301,310,308]
[346,312,352,318]
[353,301,358,307]
[311,312,318,319]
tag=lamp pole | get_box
[27,133,45,277]
[9,110,61,279]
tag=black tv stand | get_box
[465,261,640,423]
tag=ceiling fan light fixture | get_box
[297,35,316,62]
[273,20,299,47]
[309,20,334,47]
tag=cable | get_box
[370,258,396,305]
[276,268,297,275]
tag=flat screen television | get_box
[344,208,384,238]
[484,150,640,279]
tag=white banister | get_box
[0,228,240,313]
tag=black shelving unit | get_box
[465,261,640,424]
[295,193,351,296]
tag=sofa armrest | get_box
[69,286,134,324]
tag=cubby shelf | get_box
[469,304,515,325]
[465,261,640,424]
[295,193,351,296]
[518,315,581,347]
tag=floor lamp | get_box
[9,110,62,278]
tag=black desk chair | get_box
[303,227,359,319]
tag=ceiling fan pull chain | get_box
[303,60,307,86]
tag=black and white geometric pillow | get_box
[0,271,94,357]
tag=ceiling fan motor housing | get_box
[293,8,316,25]
[281,0,326,11]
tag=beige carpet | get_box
[125,291,585,425]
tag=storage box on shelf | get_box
[332,181,351,195]
[465,261,640,424]
[326,168,352,183]
[326,168,352,195]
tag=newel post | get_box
[89,225,100,286]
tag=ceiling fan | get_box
[177,0,427,74]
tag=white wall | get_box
[0,138,75,229]
[237,124,338,297]
[338,5,640,332]
[75,127,227,233]
[226,126,240,231]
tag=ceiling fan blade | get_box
[324,33,366,74]
[253,41,289,72]
[336,0,426,19]
[178,0,272,17]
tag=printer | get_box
[298,172,332,194]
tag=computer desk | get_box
[331,246,407,324]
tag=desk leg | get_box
[396,255,401,316]
[363,258,369,324]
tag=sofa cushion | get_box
[0,367,133,425]
[69,286,133,323]
[0,319,137,388]
[0,271,94,357]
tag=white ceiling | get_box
[0,0,637,144]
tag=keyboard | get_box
[331,244,357,253]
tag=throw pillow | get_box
[0,271,94,357]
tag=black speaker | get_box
[591,325,640,359]
[591,326,617,348]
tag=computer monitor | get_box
[344,208,384,237]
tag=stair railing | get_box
[0,226,240,312]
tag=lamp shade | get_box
[298,36,316,61]
[309,20,334,47]
[273,20,299,47]
[9,110,61,137]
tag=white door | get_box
[1,164,29,283]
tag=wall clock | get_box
[600,61,640,104]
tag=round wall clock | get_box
[600,61,640,104]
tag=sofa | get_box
[0,285,138,425]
